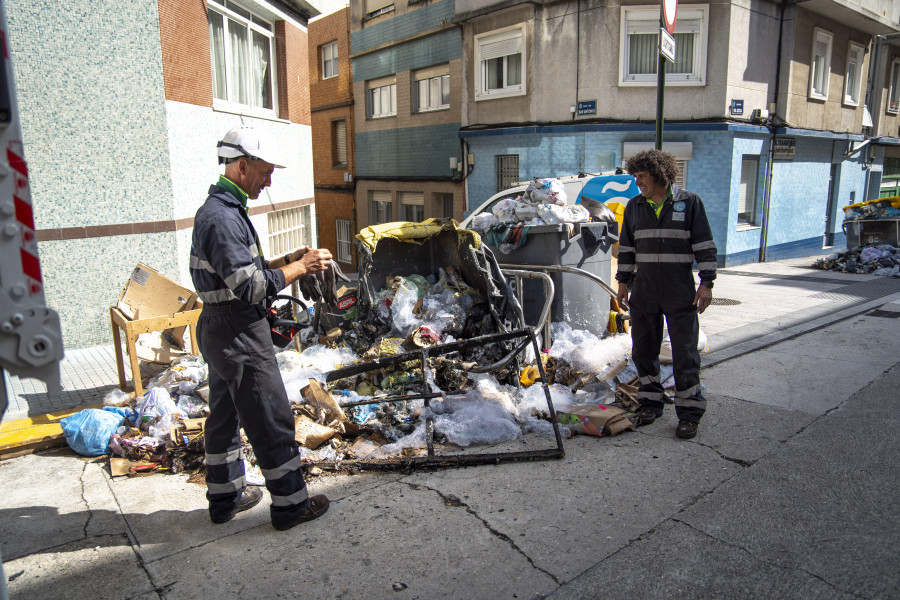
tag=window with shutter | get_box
[475,25,526,99]
[400,192,425,222]
[738,157,759,226]
[335,219,352,263]
[332,120,347,167]
[370,191,392,224]
[889,59,900,114]
[620,5,708,86]
[844,43,863,106]
[809,28,833,100]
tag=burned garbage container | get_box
[483,221,617,338]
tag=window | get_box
[495,155,519,192]
[335,219,352,263]
[843,42,864,106]
[268,205,313,258]
[889,59,900,114]
[738,157,759,226]
[436,193,454,219]
[673,160,687,189]
[620,5,708,86]
[332,120,347,168]
[364,0,394,19]
[400,192,425,222]
[208,0,276,112]
[368,77,397,118]
[414,65,450,112]
[809,28,833,100]
[475,25,526,99]
[371,191,392,224]
[322,41,338,79]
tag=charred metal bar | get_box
[313,328,566,470]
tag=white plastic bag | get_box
[514,201,538,221]
[537,203,589,224]
[471,213,499,230]
[526,179,567,206]
[491,197,518,223]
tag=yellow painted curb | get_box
[0,404,102,459]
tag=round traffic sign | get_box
[663,0,678,35]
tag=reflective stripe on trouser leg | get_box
[226,318,310,522]
[200,321,247,516]
[664,305,706,423]
[630,306,666,415]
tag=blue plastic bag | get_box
[60,409,126,456]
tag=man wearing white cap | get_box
[190,126,330,530]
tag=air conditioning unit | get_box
[750,108,769,121]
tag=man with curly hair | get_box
[615,149,717,439]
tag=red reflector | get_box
[20,248,42,282]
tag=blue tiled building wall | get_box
[356,123,461,176]
[353,29,461,82]
[464,126,872,264]
[352,0,456,64]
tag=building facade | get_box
[309,7,358,271]
[454,0,900,265]
[8,0,320,348]
[350,0,466,231]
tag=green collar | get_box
[217,175,249,208]
[645,186,673,218]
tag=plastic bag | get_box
[537,203,590,224]
[514,201,538,221]
[60,409,126,456]
[491,197,518,223]
[860,247,883,263]
[526,179,567,206]
[471,213,498,230]
[135,387,184,426]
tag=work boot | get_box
[675,420,699,440]
[210,486,264,524]
[635,408,661,426]
[272,494,330,531]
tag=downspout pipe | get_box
[759,0,787,263]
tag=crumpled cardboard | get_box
[557,403,635,437]
[294,416,336,449]
[300,379,347,423]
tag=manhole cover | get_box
[711,298,741,306]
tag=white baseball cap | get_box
[217,126,286,168]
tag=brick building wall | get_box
[157,0,213,106]
[310,8,355,269]
[276,21,312,125]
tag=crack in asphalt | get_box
[671,518,869,599]
[402,481,561,585]
[79,461,92,538]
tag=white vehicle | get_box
[460,172,640,230]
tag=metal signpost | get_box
[656,0,678,149]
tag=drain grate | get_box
[711,298,741,306]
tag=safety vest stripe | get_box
[189,254,217,273]
[261,454,303,481]
[634,229,691,240]
[206,448,242,465]
[199,288,238,303]
[697,262,718,271]
[618,263,637,272]
[675,384,702,398]
[692,240,716,251]
[207,477,245,494]
[635,253,695,263]
[270,487,310,507]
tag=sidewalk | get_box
[2,254,900,599]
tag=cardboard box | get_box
[557,403,635,437]
[117,263,198,341]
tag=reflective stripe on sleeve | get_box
[697,262,717,271]
[618,245,635,254]
[248,244,260,258]
[617,264,637,272]
[189,255,217,273]
[226,264,258,289]
[692,240,717,251]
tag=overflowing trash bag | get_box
[60,408,126,456]
[813,244,900,276]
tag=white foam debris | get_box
[276,345,360,404]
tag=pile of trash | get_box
[842,197,900,221]
[812,244,900,276]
